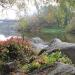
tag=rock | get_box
[31,37,48,54]
[28,62,75,75]
[46,38,75,52]
[1,62,17,75]
[30,37,75,64]
[49,62,75,75]
[45,38,75,64]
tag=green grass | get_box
[41,28,65,34]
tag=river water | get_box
[24,32,75,43]
[0,27,75,43]
[0,20,75,43]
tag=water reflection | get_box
[0,32,75,43]
[25,32,66,42]
[25,32,75,43]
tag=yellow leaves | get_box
[32,61,41,68]
[40,54,49,64]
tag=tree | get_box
[57,0,75,27]
[18,18,28,40]
[1,0,75,29]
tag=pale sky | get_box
[0,0,58,20]
[0,5,18,20]
[0,9,17,20]
[0,4,37,20]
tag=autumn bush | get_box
[0,37,35,63]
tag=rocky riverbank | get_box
[0,37,75,75]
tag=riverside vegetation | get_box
[0,37,72,75]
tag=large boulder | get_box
[31,37,48,54]
[30,37,75,64]
[5,62,75,75]
[1,62,17,75]
[49,62,75,75]
[28,62,75,75]
[45,38,75,64]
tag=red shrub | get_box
[0,37,31,50]
[0,37,34,63]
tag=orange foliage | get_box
[0,37,32,53]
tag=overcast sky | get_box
[0,5,38,20]
[0,5,18,20]
[0,0,58,20]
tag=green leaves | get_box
[20,50,72,73]
[18,18,28,39]
[53,0,74,28]
[48,51,61,64]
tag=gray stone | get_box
[31,37,75,64]
[31,37,48,54]
[1,62,16,75]
[28,62,75,75]
[45,38,75,64]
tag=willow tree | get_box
[18,18,28,40]
[56,0,75,28]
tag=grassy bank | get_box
[41,28,65,34]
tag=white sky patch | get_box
[20,11,25,17]
[24,0,37,16]
[50,0,59,6]
[0,5,18,20]
[0,9,17,20]
[27,5,37,16]
[6,9,17,19]
[0,0,59,19]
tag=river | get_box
[0,20,75,42]
[24,32,75,43]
